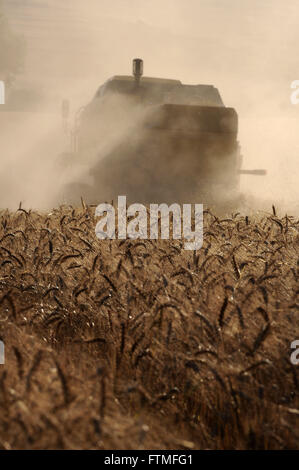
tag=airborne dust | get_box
[0,0,298,213]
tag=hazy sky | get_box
[4,0,299,113]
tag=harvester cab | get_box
[60,59,266,206]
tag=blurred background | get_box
[0,0,298,210]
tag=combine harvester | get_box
[60,59,266,207]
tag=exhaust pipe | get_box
[239,169,267,176]
[133,58,143,85]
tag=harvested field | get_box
[0,204,298,450]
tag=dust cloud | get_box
[0,0,298,213]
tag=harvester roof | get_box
[95,75,224,107]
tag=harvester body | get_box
[61,60,264,205]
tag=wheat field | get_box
[0,204,298,449]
